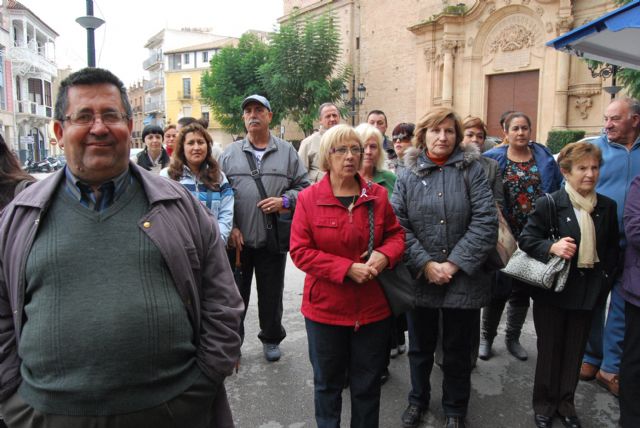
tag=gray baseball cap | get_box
[241,94,271,111]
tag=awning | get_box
[547,0,640,70]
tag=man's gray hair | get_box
[318,102,338,118]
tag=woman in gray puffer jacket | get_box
[391,108,497,428]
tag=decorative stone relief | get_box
[536,6,544,16]
[556,16,574,35]
[441,40,460,53]
[568,86,601,120]
[424,47,437,71]
[484,14,543,71]
[489,24,536,53]
[546,22,554,33]
[522,0,531,5]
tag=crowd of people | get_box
[0,66,639,428]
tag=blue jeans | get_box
[407,307,480,417]
[583,279,626,373]
[305,317,391,428]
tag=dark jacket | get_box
[136,147,170,171]
[0,163,244,424]
[391,145,498,309]
[290,174,405,327]
[479,156,505,209]
[622,174,640,307]
[518,189,619,310]
[483,142,562,195]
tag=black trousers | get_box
[232,246,287,344]
[407,307,480,417]
[532,301,592,417]
[620,300,640,427]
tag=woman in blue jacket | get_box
[161,122,234,244]
[481,112,562,362]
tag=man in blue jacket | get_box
[580,97,640,398]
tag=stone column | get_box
[441,41,456,106]
[553,17,573,129]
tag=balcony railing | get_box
[143,52,163,70]
[145,101,163,113]
[144,79,164,92]
[177,91,192,100]
[7,42,57,77]
[16,100,52,118]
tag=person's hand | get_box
[441,261,459,277]
[424,261,454,285]
[550,237,577,260]
[347,262,378,284]
[257,197,284,214]
[363,250,389,273]
[229,228,244,251]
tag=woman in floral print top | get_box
[480,112,562,363]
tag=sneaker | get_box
[398,344,407,354]
[263,343,281,362]
[381,368,390,385]
[444,416,466,428]
[401,404,423,428]
[390,347,399,359]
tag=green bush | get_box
[546,130,586,154]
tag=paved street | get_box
[226,256,620,428]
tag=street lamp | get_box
[587,62,623,99]
[341,76,366,125]
[76,0,105,67]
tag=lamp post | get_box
[341,76,366,126]
[587,62,623,99]
[76,0,105,67]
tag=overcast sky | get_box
[26,0,283,86]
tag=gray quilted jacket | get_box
[391,144,498,309]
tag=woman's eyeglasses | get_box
[330,146,364,156]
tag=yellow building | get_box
[164,38,238,145]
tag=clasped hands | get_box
[549,237,576,260]
[424,261,459,286]
[347,250,389,284]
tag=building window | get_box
[183,53,190,65]
[183,105,192,117]
[170,54,181,70]
[202,51,209,63]
[182,78,191,99]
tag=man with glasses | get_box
[580,98,640,400]
[0,67,243,428]
[219,95,309,362]
[298,102,341,183]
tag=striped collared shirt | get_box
[64,166,132,212]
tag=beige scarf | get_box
[564,183,599,268]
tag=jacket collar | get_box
[241,133,277,153]
[315,172,379,207]
[403,143,480,177]
[14,162,183,210]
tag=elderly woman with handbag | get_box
[392,108,497,428]
[289,124,405,428]
[518,142,619,428]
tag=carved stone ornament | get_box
[556,16,574,34]
[489,24,536,53]
[575,96,593,120]
[441,40,459,53]
[522,0,531,5]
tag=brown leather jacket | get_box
[0,163,243,420]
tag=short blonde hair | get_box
[354,122,387,171]
[318,124,363,172]
[413,108,463,150]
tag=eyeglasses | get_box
[330,146,364,156]
[392,133,411,142]
[63,111,129,126]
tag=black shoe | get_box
[558,415,581,428]
[380,368,390,385]
[401,404,423,428]
[444,416,466,428]
[505,339,528,361]
[478,338,493,360]
[534,414,553,428]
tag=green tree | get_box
[259,13,349,136]
[200,33,282,136]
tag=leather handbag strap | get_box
[244,151,275,229]
[545,193,560,240]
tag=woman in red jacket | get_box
[290,124,405,428]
